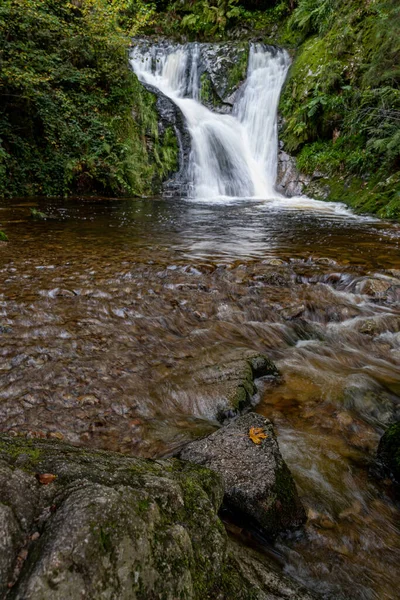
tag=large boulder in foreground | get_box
[0,435,315,600]
[179,412,306,537]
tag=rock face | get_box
[131,79,192,196]
[275,151,311,197]
[179,412,306,537]
[199,42,249,108]
[377,422,400,483]
[0,435,315,600]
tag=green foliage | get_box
[280,0,400,217]
[177,0,249,37]
[157,0,292,39]
[30,208,49,220]
[0,231,8,242]
[0,0,175,198]
[288,0,337,36]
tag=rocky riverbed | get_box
[1,196,400,599]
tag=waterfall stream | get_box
[130,43,290,200]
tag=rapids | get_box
[1,197,400,599]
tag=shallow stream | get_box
[1,196,400,599]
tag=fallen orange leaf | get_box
[249,426,268,445]
[36,473,57,485]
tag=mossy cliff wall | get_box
[277,0,400,218]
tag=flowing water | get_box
[1,43,400,600]
[130,43,290,199]
[1,197,400,599]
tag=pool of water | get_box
[0,195,399,599]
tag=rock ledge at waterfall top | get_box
[0,435,315,600]
[179,412,306,537]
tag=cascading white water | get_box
[130,43,290,200]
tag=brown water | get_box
[1,196,400,599]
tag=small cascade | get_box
[130,43,290,200]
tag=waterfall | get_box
[130,43,290,201]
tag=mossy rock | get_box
[175,348,280,424]
[30,208,49,220]
[179,412,306,538]
[0,435,315,599]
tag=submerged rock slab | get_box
[0,435,314,600]
[179,412,306,537]
[175,349,279,423]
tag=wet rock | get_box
[355,277,392,296]
[0,435,314,600]
[280,304,306,320]
[200,43,249,106]
[262,258,286,266]
[377,422,400,484]
[228,540,316,600]
[276,151,311,197]
[177,349,279,423]
[343,376,399,426]
[386,284,400,305]
[313,257,337,266]
[248,354,279,379]
[30,208,49,220]
[387,269,400,278]
[359,319,378,335]
[179,412,306,537]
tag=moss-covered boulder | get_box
[200,42,249,108]
[377,422,400,484]
[0,435,315,600]
[179,412,306,537]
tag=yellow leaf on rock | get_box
[248,427,268,445]
[36,473,57,485]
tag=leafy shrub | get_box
[0,0,176,197]
[280,0,400,214]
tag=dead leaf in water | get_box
[248,427,268,445]
[36,473,57,485]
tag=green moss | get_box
[226,45,249,94]
[0,438,42,467]
[217,557,259,600]
[279,0,400,218]
[200,73,214,104]
[0,231,8,241]
[136,497,151,516]
[99,526,114,554]
[30,208,49,220]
